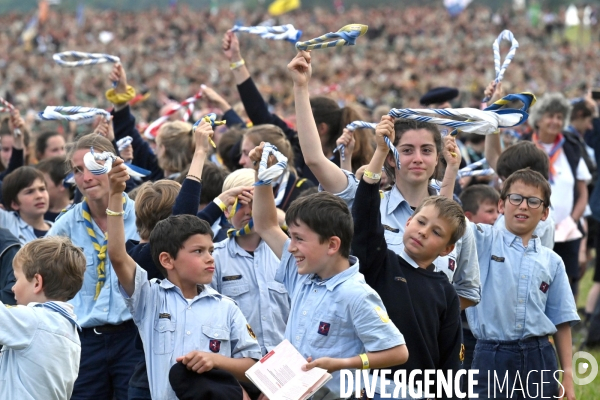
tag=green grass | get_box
[572,268,600,397]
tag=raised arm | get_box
[172,120,212,215]
[439,135,461,199]
[483,81,504,170]
[107,158,137,296]
[249,143,289,259]
[288,51,347,192]
[108,63,163,181]
[352,116,394,281]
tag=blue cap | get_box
[420,87,459,106]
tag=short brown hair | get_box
[413,196,467,245]
[244,125,295,171]
[500,169,551,208]
[496,141,549,180]
[14,236,86,301]
[135,180,182,240]
[2,166,46,210]
[459,185,500,214]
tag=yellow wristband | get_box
[230,59,245,70]
[363,170,382,181]
[359,353,370,370]
[213,197,227,212]
[106,208,125,217]
[105,86,136,105]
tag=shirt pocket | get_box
[383,228,403,248]
[220,282,250,298]
[153,317,176,355]
[268,281,290,319]
[202,325,231,356]
[309,312,342,350]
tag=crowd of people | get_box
[1,4,600,126]
[0,3,599,400]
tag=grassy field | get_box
[573,268,600,398]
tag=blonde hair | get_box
[156,121,194,173]
[134,180,182,240]
[222,168,255,192]
[15,236,86,301]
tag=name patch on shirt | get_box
[540,282,550,293]
[383,225,400,233]
[222,275,243,281]
[491,255,505,263]
[448,258,456,272]
[318,322,331,336]
[209,339,221,353]
[159,313,171,320]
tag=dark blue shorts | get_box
[71,320,143,400]
[471,336,560,400]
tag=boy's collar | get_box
[399,249,421,269]
[159,279,222,301]
[499,223,540,252]
[305,256,359,291]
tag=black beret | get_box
[420,87,459,106]
[169,362,243,400]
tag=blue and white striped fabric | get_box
[116,136,133,152]
[254,143,288,187]
[295,24,368,51]
[334,121,377,162]
[83,147,150,180]
[458,159,495,178]
[53,51,120,67]
[232,24,302,43]
[388,92,536,137]
[37,106,111,124]
[34,301,81,331]
[482,30,519,103]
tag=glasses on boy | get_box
[506,194,545,209]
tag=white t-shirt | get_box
[541,143,592,225]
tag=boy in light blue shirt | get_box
[211,168,289,356]
[250,144,408,400]
[466,169,579,399]
[0,236,86,400]
[106,158,261,400]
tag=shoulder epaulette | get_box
[55,203,76,221]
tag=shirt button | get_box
[214,333,219,337]
[314,289,317,293]
[186,331,191,335]
[187,306,192,310]
[517,324,522,328]
[302,311,307,315]
[103,308,107,312]
[296,336,300,340]
[519,299,524,303]
[521,275,526,279]
[262,316,267,320]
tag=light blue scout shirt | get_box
[47,195,139,328]
[466,222,579,341]
[0,210,53,245]
[494,208,555,248]
[212,237,289,355]
[277,239,405,399]
[327,170,481,304]
[0,301,81,400]
[121,265,262,400]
